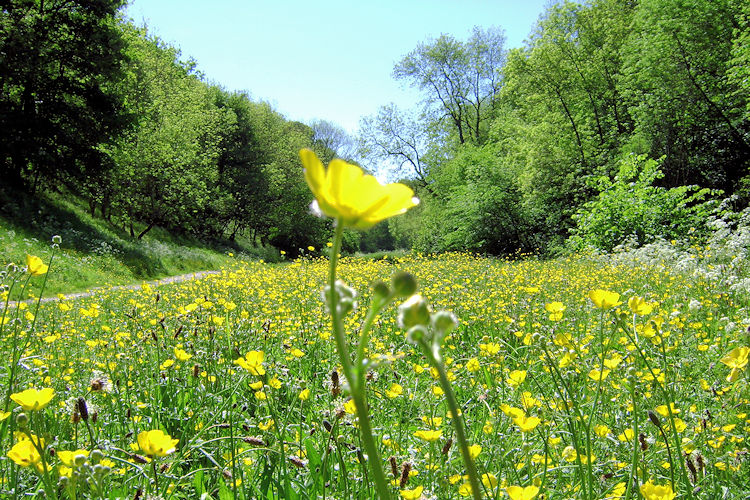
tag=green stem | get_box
[419,341,482,500]
[327,220,391,500]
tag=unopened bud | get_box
[90,450,104,464]
[371,280,391,300]
[391,272,417,298]
[648,411,662,429]
[16,413,29,427]
[406,325,428,345]
[432,311,458,337]
[398,295,430,329]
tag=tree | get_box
[358,104,436,190]
[104,24,224,238]
[393,26,505,145]
[0,0,128,190]
[309,119,355,163]
[622,0,750,192]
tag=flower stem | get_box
[419,341,482,500]
[327,220,391,499]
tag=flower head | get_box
[25,254,48,276]
[234,350,266,376]
[10,387,54,411]
[136,429,178,457]
[639,479,676,500]
[506,485,539,500]
[300,149,419,229]
[588,289,622,310]
[7,440,41,467]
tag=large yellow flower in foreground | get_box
[10,387,55,411]
[300,149,419,229]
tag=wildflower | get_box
[628,296,654,315]
[299,389,311,401]
[506,369,527,388]
[588,289,621,310]
[57,449,89,467]
[414,429,442,442]
[720,346,749,382]
[10,387,55,411]
[481,473,498,489]
[136,430,178,457]
[513,414,541,433]
[7,440,41,467]
[545,301,566,321]
[506,485,539,500]
[639,479,676,500]
[466,358,480,372]
[300,148,419,229]
[386,383,404,398]
[234,351,266,375]
[25,254,48,276]
[468,444,482,459]
[400,485,423,500]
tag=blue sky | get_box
[124,1,551,135]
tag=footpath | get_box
[7,270,220,306]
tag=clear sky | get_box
[124,1,551,135]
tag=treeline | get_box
[361,0,750,254]
[1,0,352,255]
[3,0,749,257]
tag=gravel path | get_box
[8,270,220,306]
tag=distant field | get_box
[1,253,748,498]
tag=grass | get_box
[0,189,278,299]
[1,250,748,499]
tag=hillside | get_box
[0,188,273,300]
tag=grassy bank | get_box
[0,189,275,299]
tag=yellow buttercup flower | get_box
[544,301,566,321]
[25,254,48,276]
[234,350,266,375]
[639,479,676,500]
[506,485,539,500]
[628,296,653,315]
[588,289,622,310]
[414,429,442,442]
[10,387,55,411]
[300,149,419,230]
[136,430,178,457]
[720,346,749,370]
[7,440,41,467]
[57,449,89,467]
[400,485,423,500]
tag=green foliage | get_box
[0,0,128,190]
[568,155,719,251]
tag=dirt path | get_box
[8,270,220,306]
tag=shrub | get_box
[568,154,718,251]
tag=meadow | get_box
[1,250,748,499]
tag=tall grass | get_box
[1,250,748,498]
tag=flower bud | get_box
[322,280,358,315]
[16,413,28,428]
[406,325,428,345]
[74,454,87,467]
[398,295,430,329]
[90,449,104,464]
[431,311,458,338]
[371,280,391,300]
[391,272,417,298]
